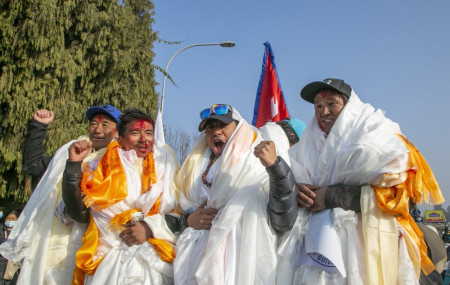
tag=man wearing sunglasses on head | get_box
[173,104,278,285]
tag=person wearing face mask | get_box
[0,209,21,285]
[173,104,278,285]
[0,210,20,244]
[0,105,121,285]
[3,218,16,232]
[62,108,179,284]
[2,211,19,233]
[275,78,444,284]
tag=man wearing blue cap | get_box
[61,105,121,222]
[3,105,121,284]
[23,105,121,179]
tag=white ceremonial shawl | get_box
[153,141,179,215]
[259,122,291,166]
[278,92,412,284]
[83,141,178,285]
[289,91,408,186]
[174,119,277,285]
[0,140,89,285]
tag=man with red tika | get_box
[63,108,179,284]
[277,78,445,284]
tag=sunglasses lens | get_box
[200,105,229,120]
[213,105,228,115]
[200,108,211,119]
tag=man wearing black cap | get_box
[4,105,121,284]
[275,78,445,284]
[173,104,278,284]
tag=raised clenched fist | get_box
[253,141,277,167]
[33,109,54,125]
[68,141,92,162]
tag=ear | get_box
[118,137,123,146]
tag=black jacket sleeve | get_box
[267,157,298,232]
[22,119,53,179]
[325,184,361,212]
[62,160,90,223]
[164,214,186,237]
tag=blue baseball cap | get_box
[284,118,306,139]
[85,104,121,123]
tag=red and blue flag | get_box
[252,42,290,127]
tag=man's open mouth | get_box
[91,136,105,141]
[212,139,225,155]
[214,141,224,148]
[137,144,149,152]
[321,118,333,126]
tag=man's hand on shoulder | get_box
[120,221,153,246]
[69,141,92,162]
[33,109,54,125]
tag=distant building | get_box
[425,210,446,223]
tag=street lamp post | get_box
[159,41,235,116]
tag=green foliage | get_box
[0,0,158,201]
[152,64,178,87]
[156,38,183,45]
[153,38,181,86]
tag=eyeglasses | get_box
[200,104,230,119]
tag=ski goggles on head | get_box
[198,104,236,132]
[200,104,231,120]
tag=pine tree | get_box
[0,0,158,201]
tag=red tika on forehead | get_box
[93,113,111,121]
[320,91,328,98]
[131,119,150,130]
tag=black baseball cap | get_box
[300,78,352,104]
[198,104,240,132]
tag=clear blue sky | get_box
[151,0,450,210]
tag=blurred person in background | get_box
[443,246,450,285]
[442,228,450,244]
[0,209,21,285]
